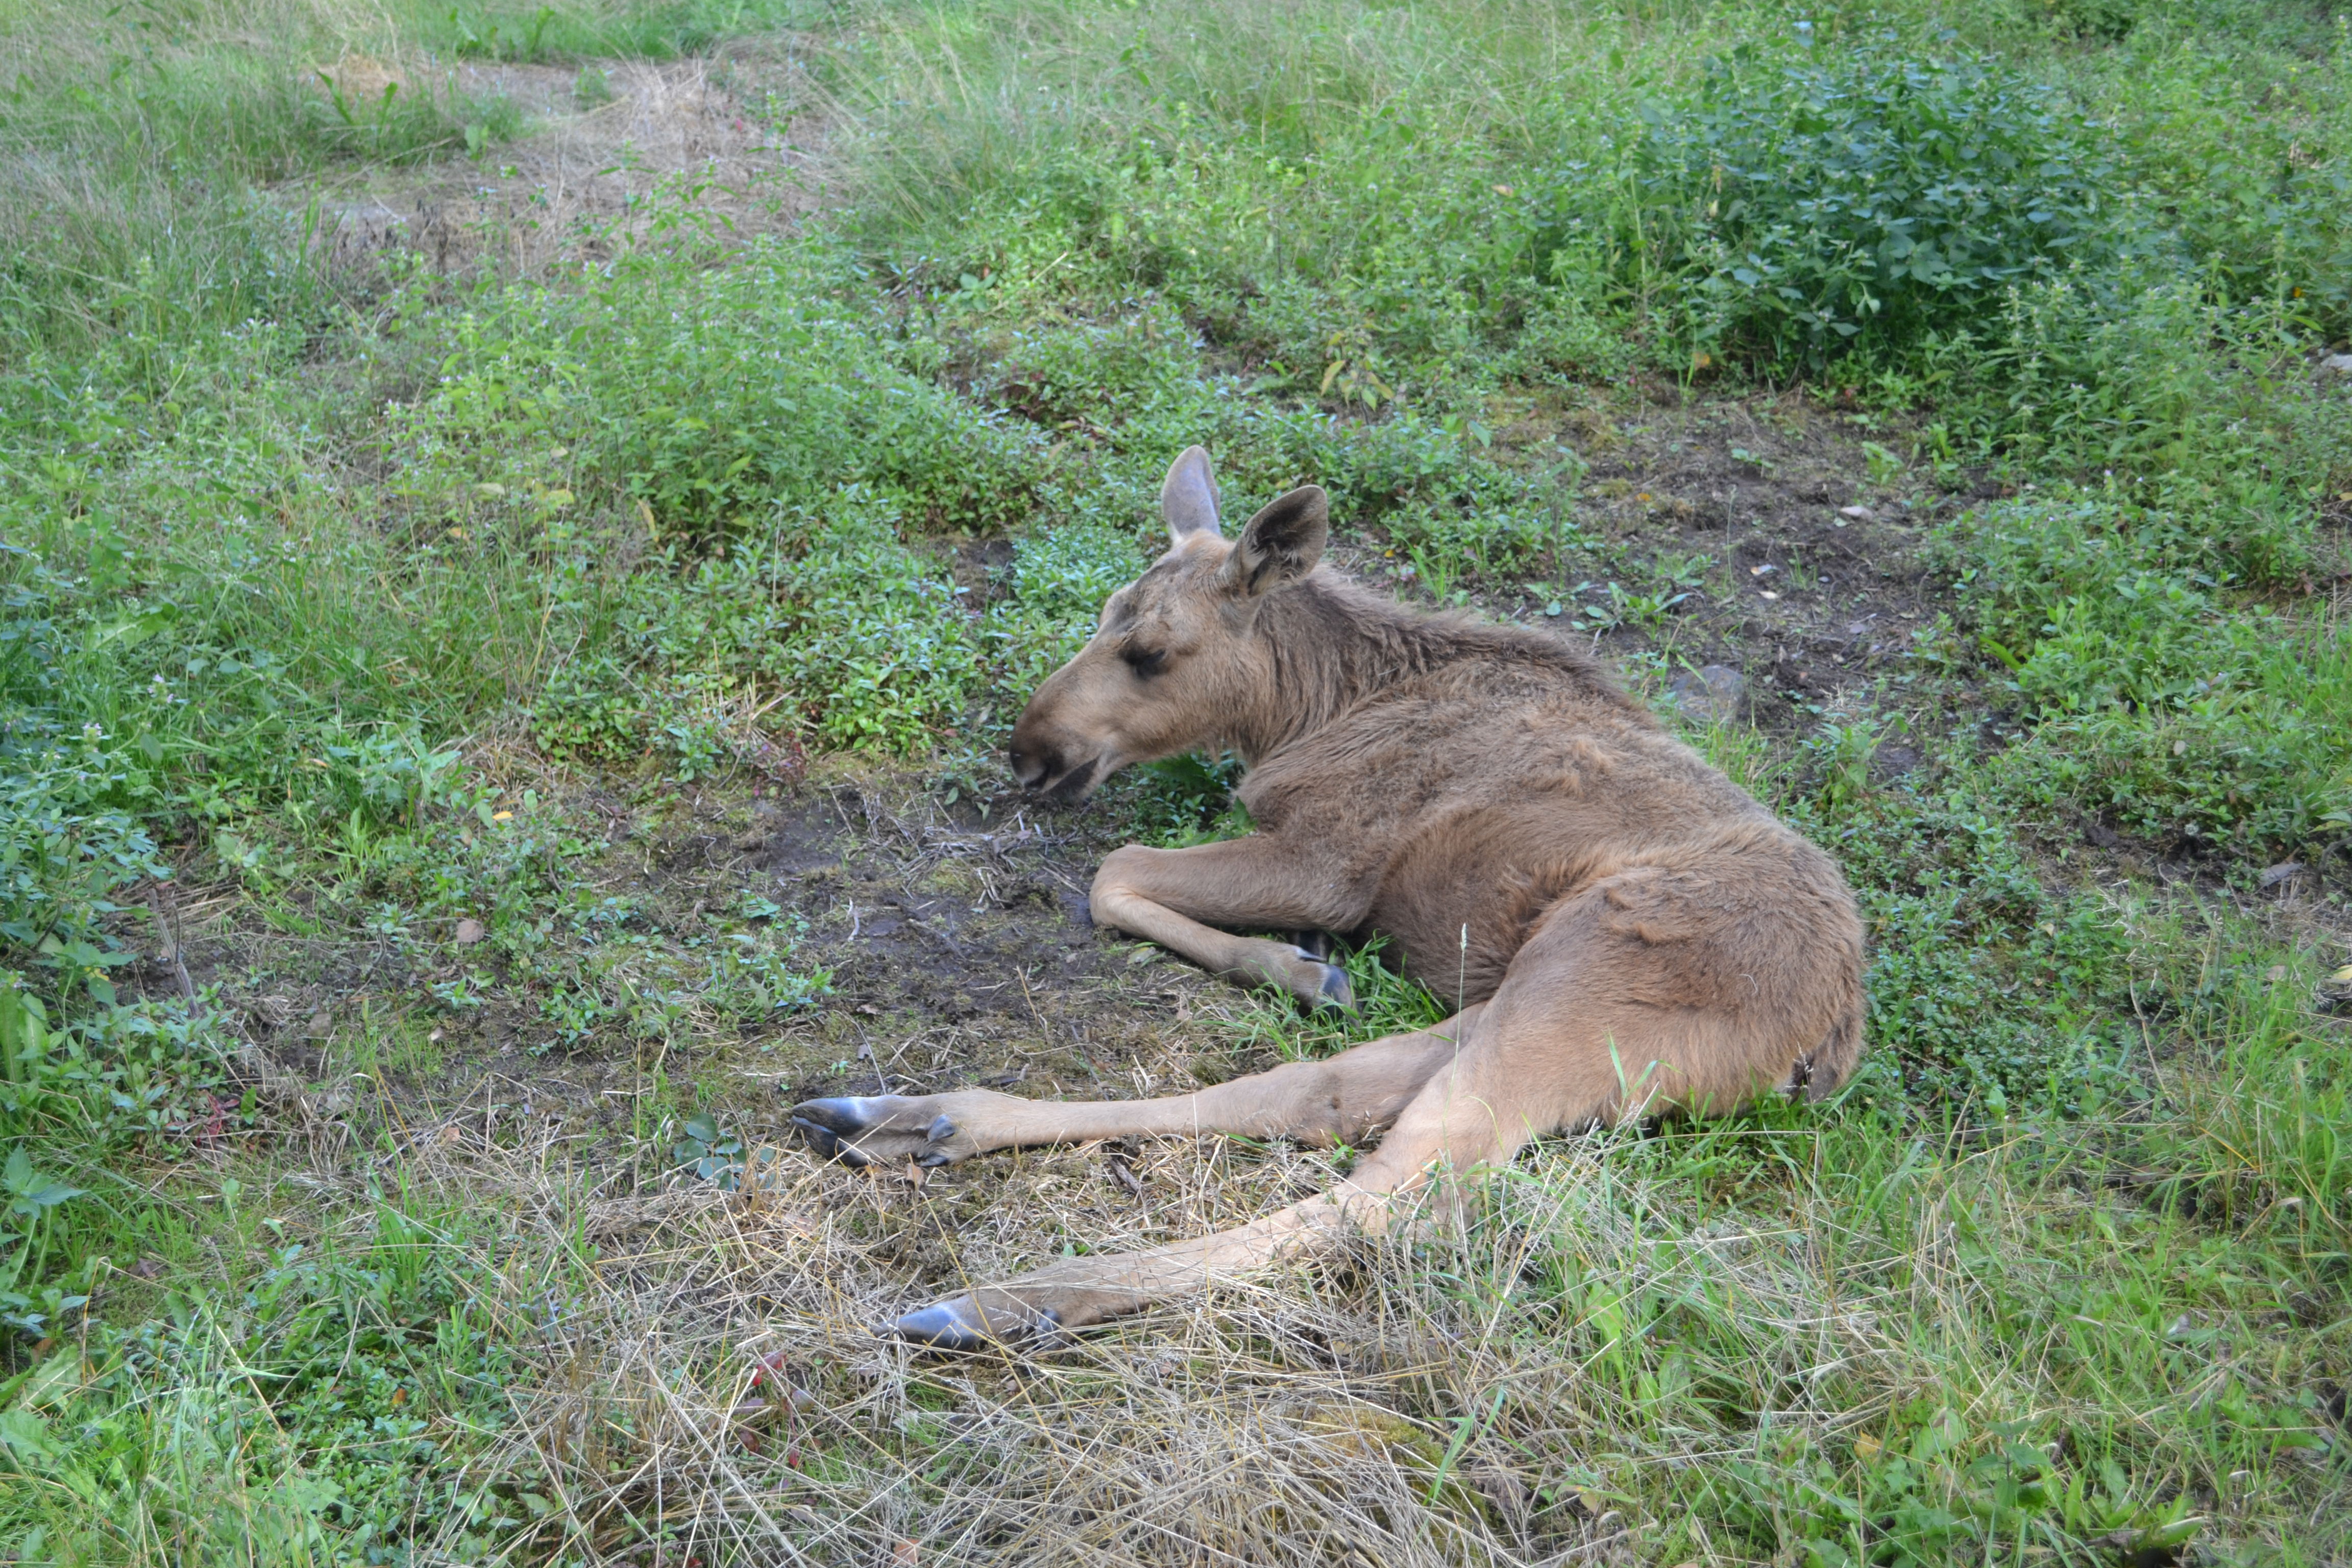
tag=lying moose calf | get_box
[795,447,1865,1350]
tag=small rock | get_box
[2317,964,2352,1014]
[454,918,487,945]
[2322,353,2352,378]
[1668,664,1746,722]
[1838,504,1875,522]
[2259,861,2306,889]
[1872,743,1921,778]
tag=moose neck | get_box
[1225,574,1479,764]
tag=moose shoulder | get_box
[795,446,1866,1351]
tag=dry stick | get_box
[1550,486,1565,588]
[147,878,197,1003]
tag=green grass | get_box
[0,0,2346,1560]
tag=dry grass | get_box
[348,1095,2146,1566]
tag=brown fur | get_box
[791,448,1866,1350]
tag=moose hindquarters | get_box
[1483,845,1867,1126]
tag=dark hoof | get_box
[1294,929,1334,961]
[890,1296,1061,1354]
[789,1115,874,1168]
[792,1095,895,1136]
[1313,962,1355,1013]
[794,1096,975,1169]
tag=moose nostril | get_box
[1009,747,1052,788]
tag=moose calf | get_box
[796,448,1865,1349]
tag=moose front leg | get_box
[1088,837,1368,1009]
[793,1018,1471,1169]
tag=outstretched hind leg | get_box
[885,997,1580,1349]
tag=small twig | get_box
[146,879,197,1003]
[1108,1150,1144,1199]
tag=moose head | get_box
[1007,447,1328,802]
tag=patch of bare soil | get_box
[136,763,1260,1219]
[1459,386,1992,739]
[305,48,828,276]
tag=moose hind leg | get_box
[888,1007,1540,1350]
[881,862,1863,1351]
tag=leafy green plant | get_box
[0,1149,85,1336]
[673,1112,746,1189]
[1628,38,2127,363]
[1651,551,1714,591]
[1583,580,1690,633]
[2035,0,2139,41]
[1718,1405,2199,1565]
[1804,717,1883,815]
[1134,751,1252,847]
[1407,546,1469,607]
[700,924,830,1017]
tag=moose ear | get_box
[1161,446,1221,541]
[1222,485,1328,597]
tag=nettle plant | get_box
[1636,34,2125,364]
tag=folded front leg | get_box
[1089,837,1373,1010]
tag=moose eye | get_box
[1122,647,1167,679]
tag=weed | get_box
[1628,38,2128,363]
[1944,491,2351,852]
